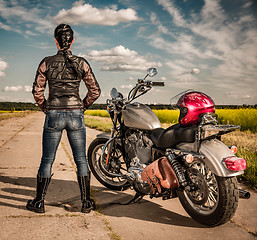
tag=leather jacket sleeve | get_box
[82,60,101,109]
[32,59,47,111]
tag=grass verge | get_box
[0,111,35,121]
[222,130,257,189]
[84,115,112,133]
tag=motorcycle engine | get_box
[126,157,151,195]
[124,131,153,195]
[124,131,153,164]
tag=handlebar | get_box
[152,81,165,86]
[109,69,164,104]
[127,80,165,102]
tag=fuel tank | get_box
[122,103,161,130]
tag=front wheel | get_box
[177,160,239,226]
[87,138,129,191]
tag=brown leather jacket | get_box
[32,50,101,111]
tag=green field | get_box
[85,108,257,132]
[216,109,257,132]
[85,109,110,118]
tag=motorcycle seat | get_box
[151,123,197,149]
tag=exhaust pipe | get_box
[239,189,251,199]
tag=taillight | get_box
[229,145,238,154]
[224,157,247,171]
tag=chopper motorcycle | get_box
[87,68,248,226]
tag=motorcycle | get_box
[87,68,248,226]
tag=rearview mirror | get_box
[147,68,158,77]
[110,88,119,99]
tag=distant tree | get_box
[0,102,40,111]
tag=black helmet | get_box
[54,24,74,50]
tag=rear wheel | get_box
[177,160,239,226]
[87,138,129,191]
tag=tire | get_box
[87,138,129,191]
[177,160,239,226]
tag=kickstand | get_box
[110,192,144,205]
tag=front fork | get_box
[105,112,118,166]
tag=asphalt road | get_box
[0,112,256,240]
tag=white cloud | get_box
[81,45,162,72]
[54,1,139,26]
[97,90,109,98]
[74,33,106,49]
[152,0,257,95]
[149,33,214,62]
[126,77,134,81]
[151,88,164,95]
[3,86,23,92]
[241,95,252,99]
[24,85,32,92]
[25,30,38,37]
[242,2,252,8]
[0,0,53,35]
[177,75,201,83]
[120,84,133,89]
[158,77,167,81]
[200,0,225,23]
[0,95,33,102]
[0,20,18,32]
[225,91,240,100]
[3,85,32,92]
[0,58,8,77]
[156,0,186,27]
[166,60,198,75]
[224,91,253,101]
[150,12,175,37]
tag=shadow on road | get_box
[94,186,207,228]
[0,174,80,212]
[0,174,206,228]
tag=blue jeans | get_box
[38,109,89,178]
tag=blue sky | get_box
[0,0,256,105]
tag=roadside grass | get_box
[0,111,34,121]
[222,130,257,189]
[0,110,25,113]
[103,218,121,240]
[84,115,112,133]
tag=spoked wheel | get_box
[177,159,239,226]
[87,138,129,190]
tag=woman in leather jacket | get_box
[26,24,101,213]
